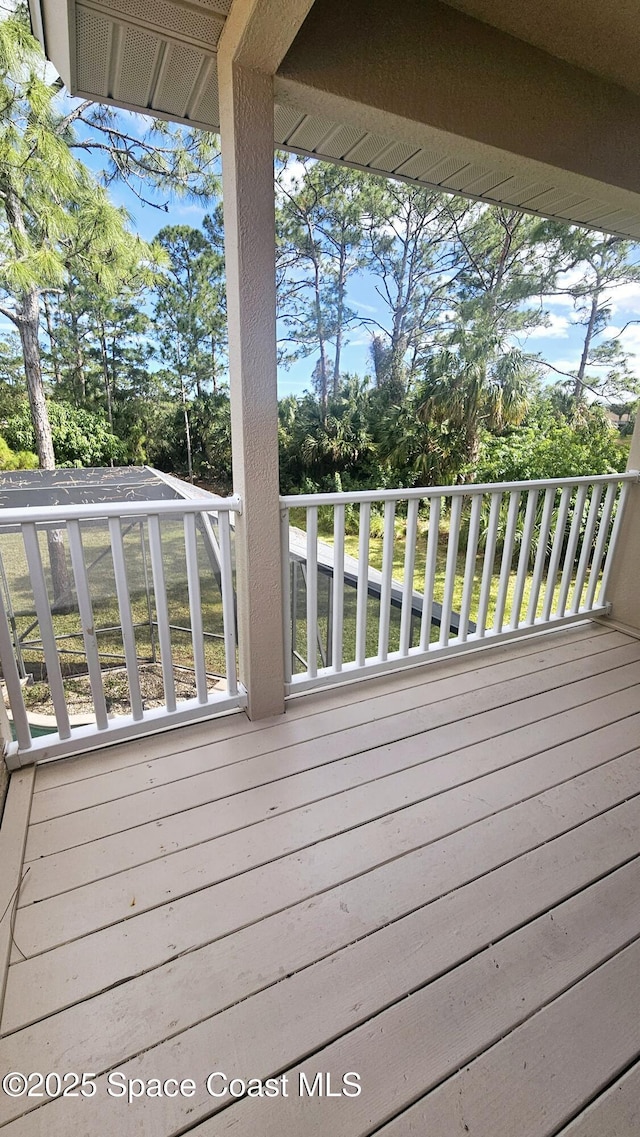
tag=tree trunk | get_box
[19,287,55,468]
[210,334,217,394]
[18,288,71,606]
[180,376,193,483]
[43,295,61,386]
[98,329,115,467]
[98,329,114,430]
[69,304,86,403]
[312,257,329,416]
[4,187,70,606]
[333,246,347,397]
[574,293,599,402]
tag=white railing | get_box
[0,495,244,768]
[280,473,635,692]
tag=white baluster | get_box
[510,488,538,630]
[556,484,588,617]
[147,514,176,714]
[378,500,396,662]
[400,498,419,656]
[419,495,441,651]
[459,493,482,643]
[21,523,71,739]
[355,502,371,668]
[306,506,318,679]
[476,491,501,637]
[67,519,109,729]
[183,512,208,705]
[569,484,603,615]
[440,495,462,646]
[332,504,345,673]
[108,516,144,721]
[526,487,555,624]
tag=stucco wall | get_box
[280,0,640,197]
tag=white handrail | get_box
[0,495,241,527]
[281,472,637,508]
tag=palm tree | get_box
[415,338,532,474]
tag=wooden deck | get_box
[1,621,640,1135]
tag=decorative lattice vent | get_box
[191,63,220,130]
[154,43,204,119]
[76,7,111,96]
[275,109,640,238]
[116,24,159,107]
[91,0,222,48]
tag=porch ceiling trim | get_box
[27,0,640,240]
[274,95,640,241]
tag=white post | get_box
[600,421,640,631]
[218,58,285,719]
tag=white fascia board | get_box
[28,0,75,91]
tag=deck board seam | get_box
[23,675,640,865]
[550,1054,640,1136]
[5,837,640,1120]
[0,767,34,1023]
[365,940,640,1137]
[31,633,637,813]
[125,903,640,1137]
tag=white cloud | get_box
[544,265,584,309]
[545,290,577,309]
[544,265,640,317]
[175,203,207,218]
[606,280,640,315]
[541,357,578,375]
[529,313,570,339]
[276,157,310,195]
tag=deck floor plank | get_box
[31,623,616,793]
[8,857,640,1135]
[30,629,630,817]
[1,623,639,1137]
[20,688,640,906]
[6,749,640,1033]
[24,643,640,859]
[3,791,640,1125]
[555,1061,640,1136]
[375,940,640,1137]
[14,712,640,955]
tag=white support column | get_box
[600,419,640,632]
[218,57,285,719]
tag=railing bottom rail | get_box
[285,608,610,696]
[5,687,247,770]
